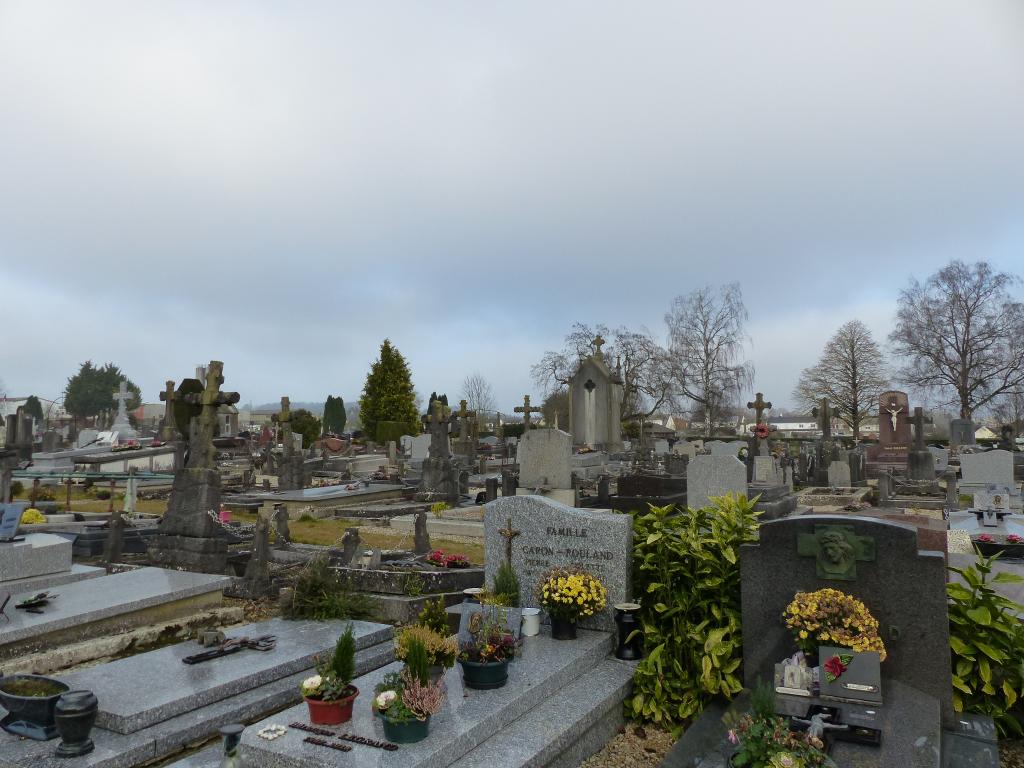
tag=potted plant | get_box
[0,674,70,740]
[300,624,359,725]
[535,566,607,640]
[458,615,517,689]
[395,625,458,682]
[373,638,446,743]
[728,684,835,768]
[782,588,886,664]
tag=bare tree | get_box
[461,372,496,413]
[531,323,678,422]
[992,391,1024,437]
[793,320,889,439]
[665,283,753,437]
[889,260,1024,419]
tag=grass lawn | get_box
[12,487,168,515]
[231,511,484,565]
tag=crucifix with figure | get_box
[498,517,521,564]
[514,395,542,430]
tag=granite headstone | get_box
[687,455,747,511]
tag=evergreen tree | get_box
[322,395,347,435]
[64,361,141,425]
[23,395,44,422]
[285,408,322,448]
[359,339,419,440]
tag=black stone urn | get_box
[0,674,70,740]
[54,690,98,757]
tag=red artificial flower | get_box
[754,424,770,439]
[824,655,848,681]
[1008,534,1023,544]
[977,534,994,543]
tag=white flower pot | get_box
[521,607,541,636]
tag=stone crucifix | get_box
[424,399,453,460]
[182,361,240,470]
[885,399,903,434]
[498,516,521,564]
[514,395,542,430]
[746,392,772,426]
[158,380,177,440]
[456,399,477,441]
[592,334,606,359]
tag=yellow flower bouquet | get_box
[783,588,886,661]
[536,566,607,623]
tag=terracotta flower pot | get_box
[305,686,359,725]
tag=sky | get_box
[2,1,1023,415]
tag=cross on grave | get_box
[113,380,130,410]
[592,334,606,359]
[912,407,927,451]
[158,380,177,439]
[747,392,772,426]
[514,395,542,430]
[423,399,454,459]
[498,516,520,564]
[279,396,293,454]
[812,398,833,440]
[796,524,876,581]
[455,399,477,440]
[182,361,241,470]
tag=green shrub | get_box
[286,555,374,621]
[491,561,521,607]
[628,495,760,734]
[948,549,1024,736]
[417,597,450,635]
[9,481,23,498]
[404,635,430,685]
[375,421,408,445]
[330,624,357,687]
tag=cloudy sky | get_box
[2,1,1023,415]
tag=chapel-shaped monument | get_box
[567,336,624,451]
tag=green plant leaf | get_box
[974,641,1008,662]
[967,607,992,626]
[992,572,1024,585]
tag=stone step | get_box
[240,628,616,767]
[0,567,232,662]
[0,638,396,768]
[59,618,394,734]
[0,563,104,595]
[450,657,635,768]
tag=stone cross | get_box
[424,399,453,459]
[498,516,521,564]
[592,334,606,359]
[514,395,542,430]
[912,407,927,451]
[111,380,132,429]
[813,398,833,440]
[747,392,772,425]
[456,399,477,441]
[182,361,240,470]
[158,380,176,440]
[279,396,293,456]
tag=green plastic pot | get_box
[382,714,431,743]
[459,659,509,690]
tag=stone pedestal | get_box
[415,457,461,504]
[907,449,937,483]
[147,468,228,573]
[0,533,72,582]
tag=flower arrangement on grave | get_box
[536,566,607,640]
[727,684,834,768]
[783,588,886,661]
[372,637,446,743]
[20,508,46,525]
[395,625,459,673]
[301,624,360,724]
[458,615,517,689]
[425,549,471,568]
[426,549,447,567]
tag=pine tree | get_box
[322,395,347,435]
[359,339,419,440]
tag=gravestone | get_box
[400,435,414,454]
[409,434,431,462]
[866,391,911,476]
[753,456,781,485]
[41,431,61,452]
[148,361,240,573]
[673,440,697,458]
[276,397,306,492]
[961,450,1021,510]
[653,439,670,455]
[950,418,977,447]
[740,514,954,726]
[706,440,741,457]
[484,495,632,630]
[827,460,851,488]
[416,400,460,503]
[517,429,572,491]
[906,407,937,483]
[110,380,138,442]
[928,446,950,473]
[687,455,747,511]
[567,340,624,451]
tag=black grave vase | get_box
[550,617,577,640]
[54,690,98,758]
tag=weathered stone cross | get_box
[813,398,833,439]
[592,334,606,358]
[424,399,453,459]
[912,406,927,451]
[182,361,240,470]
[498,516,521,564]
[746,392,772,425]
[158,380,176,440]
[514,395,542,430]
[456,399,477,440]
